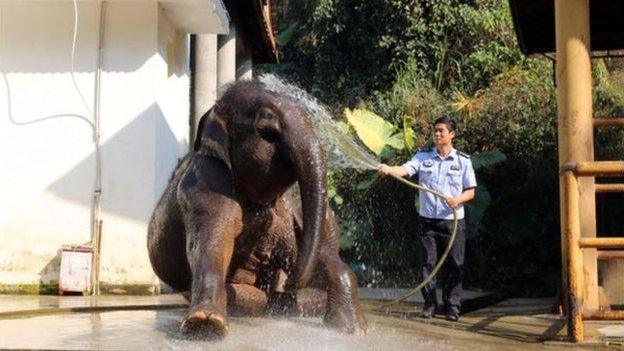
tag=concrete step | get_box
[357,287,499,314]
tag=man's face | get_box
[433,123,455,147]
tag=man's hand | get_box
[445,197,460,208]
[378,164,391,177]
[445,188,476,209]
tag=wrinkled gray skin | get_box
[147,81,367,338]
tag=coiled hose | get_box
[379,172,458,310]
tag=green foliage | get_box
[344,108,406,155]
[464,150,506,240]
[277,21,299,46]
[470,149,507,171]
[464,183,491,240]
[273,0,624,296]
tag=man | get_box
[378,116,476,321]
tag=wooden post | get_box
[555,0,599,314]
[563,171,584,342]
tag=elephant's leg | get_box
[314,210,367,334]
[318,251,368,334]
[227,265,324,317]
[180,201,242,338]
[264,268,326,316]
[226,283,268,316]
[147,156,193,292]
[227,282,325,317]
[293,287,327,316]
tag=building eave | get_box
[224,0,279,64]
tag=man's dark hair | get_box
[433,116,457,133]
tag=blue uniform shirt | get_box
[402,148,477,220]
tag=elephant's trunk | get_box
[283,110,327,290]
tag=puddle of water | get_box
[598,324,624,338]
[0,307,591,351]
[0,309,458,351]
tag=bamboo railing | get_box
[562,161,624,342]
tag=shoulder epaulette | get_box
[457,150,471,159]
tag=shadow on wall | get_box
[38,249,61,294]
[600,260,624,305]
[2,74,183,224]
[46,103,180,223]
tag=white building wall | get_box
[156,5,190,195]
[0,1,101,286]
[0,1,191,289]
[97,1,161,287]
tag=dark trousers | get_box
[419,216,466,313]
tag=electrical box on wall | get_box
[59,245,93,295]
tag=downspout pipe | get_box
[91,0,106,296]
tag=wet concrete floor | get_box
[0,294,621,351]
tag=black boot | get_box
[444,306,459,321]
[421,303,436,318]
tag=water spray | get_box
[259,74,459,310]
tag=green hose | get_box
[379,172,458,310]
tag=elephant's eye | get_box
[258,127,280,143]
[255,107,282,143]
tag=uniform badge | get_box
[450,165,461,171]
[423,160,433,168]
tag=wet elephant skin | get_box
[147,80,367,338]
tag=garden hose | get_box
[378,172,458,310]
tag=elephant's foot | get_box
[294,288,327,316]
[180,307,229,338]
[324,305,368,335]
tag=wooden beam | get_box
[583,310,624,320]
[579,237,624,249]
[597,251,624,260]
[593,118,624,127]
[595,183,624,193]
[562,161,624,177]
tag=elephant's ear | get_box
[194,108,231,170]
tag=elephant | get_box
[147,80,367,338]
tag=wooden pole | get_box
[583,310,624,320]
[563,171,584,342]
[570,161,624,177]
[555,0,599,315]
[578,237,624,249]
[595,184,624,193]
[597,250,624,260]
[593,118,624,127]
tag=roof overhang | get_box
[224,0,278,63]
[509,0,624,56]
[160,0,230,34]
